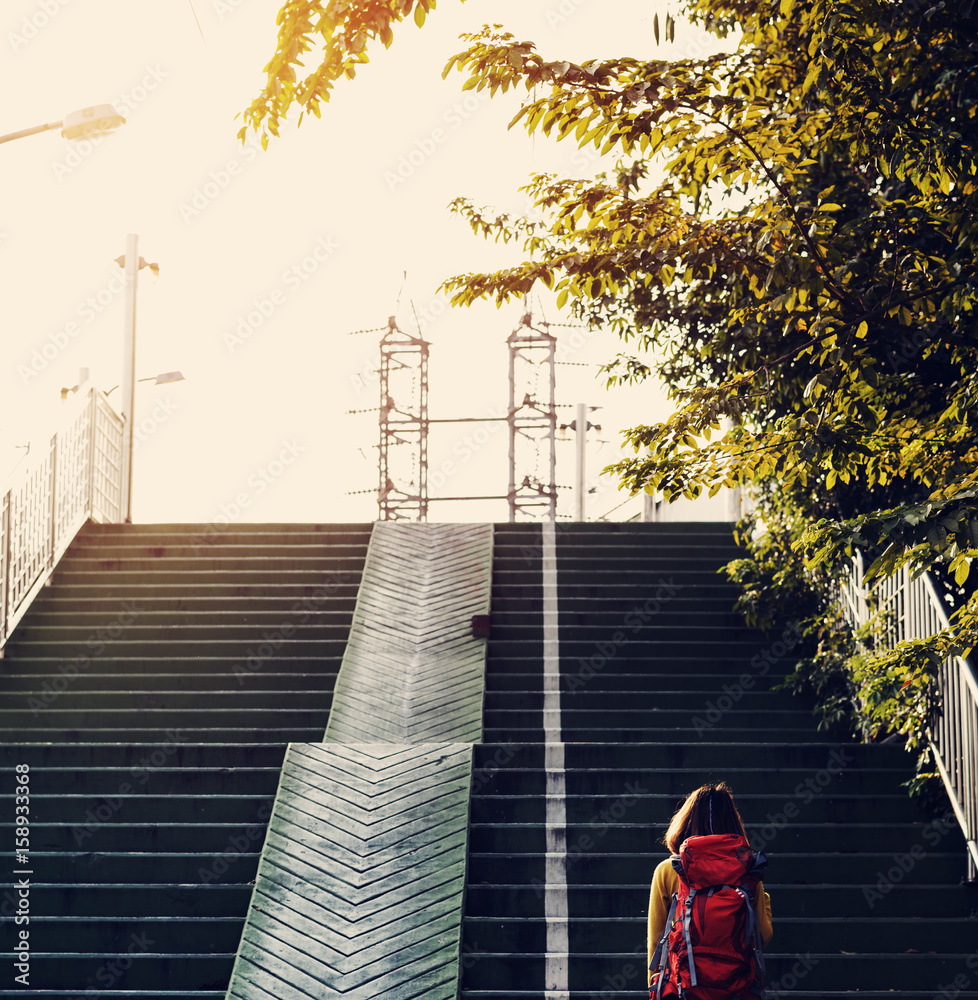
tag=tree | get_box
[244,0,978,754]
[240,0,442,145]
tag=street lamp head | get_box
[147,371,184,386]
[61,104,126,141]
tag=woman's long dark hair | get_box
[663,782,749,854]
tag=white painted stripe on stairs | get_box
[541,521,570,999]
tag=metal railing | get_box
[840,552,978,879]
[0,386,124,653]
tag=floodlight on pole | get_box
[0,104,126,145]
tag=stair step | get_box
[0,709,330,729]
[20,609,354,626]
[459,951,978,991]
[462,915,978,953]
[4,954,235,991]
[0,691,333,710]
[22,915,244,951]
[33,595,359,613]
[470,766,915,796]
[56,555,367,574]
[35,582,362,600]
[0,656,343,676]
[0,766,281,793]
[0,727,325,742]
[0,672,337,693]
[64,543,369,559]
[0,851,261,882]
[482,726,838,742]
[462,883,978,918]
[469,793,920,825]
[4,639,349,657]
[0,883,254,916]
[467,821,966,855]
[0,743,290,767]
[465,851,966,884]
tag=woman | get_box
[647,782,773,990]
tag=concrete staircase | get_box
[2,519,976,999]
[463,522,978,999]
[0,522,369,999]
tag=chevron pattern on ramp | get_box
[227,524,493,1000]
[324,522,493,744]
[226,742,473,1000]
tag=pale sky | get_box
[0,0,728,525]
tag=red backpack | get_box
[649,833,768,1000]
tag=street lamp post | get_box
[0,104,125,145]
[117,235,160,524]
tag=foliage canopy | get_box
[246,0,978,756]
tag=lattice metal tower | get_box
[507,313,557,521]
[378,317,429,521]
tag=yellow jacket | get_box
[647,858,773,986]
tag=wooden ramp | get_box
[226,523,493,1000]
[325,522,491,743]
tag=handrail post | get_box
[48,432,59,571]
[86,387,98,521]
[0,382,126,658]
[1,489,10,653]
[839,553,978,883]
[120,233,138,524]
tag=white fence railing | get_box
[841,552,978,879]
[0,386,124,653]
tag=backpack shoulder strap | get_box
[734,883,767,991]
[682,888,699,988]
[650,891,678,1000]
